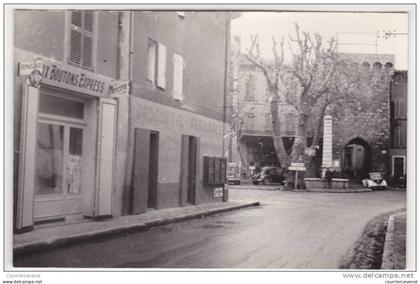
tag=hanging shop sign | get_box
[18,60,43,76]
[109,81,130,98]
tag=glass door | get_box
[34,121,85,223]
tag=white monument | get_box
[321,115,333,177]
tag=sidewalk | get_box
[381,212,406,269]
[14,201,259,257]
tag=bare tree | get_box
[246,23,363,184]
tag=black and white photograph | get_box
[1,2,417,283]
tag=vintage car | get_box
[251,166,286,185]
[362,172,387,190]
[227,163,241,185]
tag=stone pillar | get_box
[321,115,333,177]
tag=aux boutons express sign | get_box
[20,60,129,98]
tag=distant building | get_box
[228,38,395,179]
[389,70,407,184]
[13,10,233,233]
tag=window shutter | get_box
[70,29,82,65]
[157,43,167,89]
[82,35,93,68]
[69,10,95,69]
[173,54,184,101]
[71,11,82,27]
[147,40,156,82]
[83,10,94,32]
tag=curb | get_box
[381,214,396,269]
[306,188,372,193]
[13,201,260,257]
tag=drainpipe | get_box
[118,11,134,215]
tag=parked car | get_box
[362,172,387,190]
[251,166,285,185]
[227,163,241,185]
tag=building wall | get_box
[332,55,394,176]
[130,11,227,121]
[125,11,228,208]
[13,10,229,230]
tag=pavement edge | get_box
[13,201,260,258]
[381,214,396,269]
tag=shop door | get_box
[187,136,198,204]
[393,156,405,177]
[179,135,199,205]
[34,120,85,223]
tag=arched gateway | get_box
[342,137,372,179]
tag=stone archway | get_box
[342,137,372,179]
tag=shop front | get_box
[15,60,119,232]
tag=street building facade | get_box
[389,70,407,185]
[13,10,232,233]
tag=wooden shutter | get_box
[96,98,116,217]
[147,40,156,82]
[82,35,93,68]
[71,10,82,27]
[69,10,95,69]
[83,10,94,32]
[173,54,184,101]
[179,135,189,206]
[157,43,167,89]
[16,82,40,230]
[70,29,82,65]
[132,128,151,214]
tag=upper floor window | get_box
[244,113,255,130]
[244,74,255,102]
[393,121,407,148]
[393,98,406,119]
[69,10,96,70]
[147,38,167,89]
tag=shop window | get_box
[68,10,96,70]
[39,94,84,119]
[147,39,167,89]
[35,123,64,195]
[173,53,184,101]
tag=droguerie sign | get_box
[40,63,109,96]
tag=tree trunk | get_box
[290,111,309,188]
[236,138,247,175]
[269,91,289,167]
[305,107,326,178]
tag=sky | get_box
[231,12,409,70]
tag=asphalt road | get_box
[14,188,406,269]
